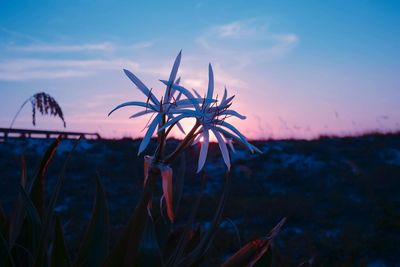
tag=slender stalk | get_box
[164,122,200,164]
[9,98,31,129]
[155,114,167,162]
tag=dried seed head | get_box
[30,92,66,127]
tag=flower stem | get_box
[9,97,31,129]
[165,121,200,164]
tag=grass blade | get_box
[73,174,109,267]
[222,217,286,267]
[0,202,7,237]
[221,240,269,267]
[136,215,163,266]
[19,185,42,256]
[166,172,207,266]
[8,155,30,246]
[0,230,15,267]
[33,136,82,267]
[50,215,71,267]
[46,136,82,224]
[176,172,230,267]
[21,154,27,188]
[29,136,62,218]
[103,167,158,267]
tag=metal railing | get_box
[0,127,101,140]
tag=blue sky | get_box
[1,0,399,139]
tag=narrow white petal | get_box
[176,121,186,134]
[169,50,181,84]
[123,69,160,106]
[250,143,263,154]
[220,110,246,120]
[192,88,202,99]
[164,51,182,101]
[212,129,231,170]
[172,77,181,96]
[221,87,228,104]
[167,109,203,116]
[138,114,161,155]
[158,113,188,132]
[175,98,214,107]
[207,64,214,101]
[129,110,153,119]
[227,138,236,153]
[169,115,186,134]
[221,95,235,107]
[191,134,202,146]
[215,124,253,151]
[160,80,200,111]
[176,91,182,101]
[108,101,156,116]
[197,130,209,173]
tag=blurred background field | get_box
[1,133,400,266]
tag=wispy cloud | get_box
[0,58,139,80]
[130,41,155,50]
[0,27,41,43]
[8,42,115,52]
[196,18,299,67]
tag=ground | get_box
[1,134,400,266]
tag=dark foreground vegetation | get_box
[1,133,400,266]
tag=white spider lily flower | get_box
[108,52,195,155]
[159,64,261,172]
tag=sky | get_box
[0,0,399,140]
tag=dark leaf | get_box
[73,174,109,267]
[165,172,207,266]
[46,136,82,223]
[136,215,163,266]
[0,230,15,267]
[103,167,158,267]
[50,215,71,267]
[19,185,42,256]
[221,240,269,267]
[8,155,29,246]
[173,153,186,217]
[0,202,7,234]
[29,136,62,219]
[21,154,27,188]
[222,217,286,267]
[33,136,81,267]
[176,172,231,267]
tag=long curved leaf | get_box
[30,136,62,219]
[19,185,41,256]
[175,172,230,267]
[222,217,286,267]
[103,167,158,267]
[8,155,29,247]
[0,202,7,237]
[51,215,71,267]
[166,173,207,266]
[73,174,109,267]
[0,230,14,267]
[33,136,82,267]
